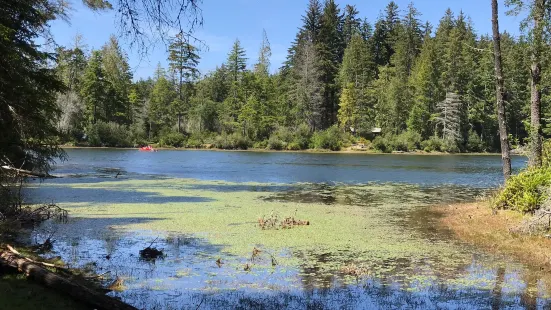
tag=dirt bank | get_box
[433,202,551,271]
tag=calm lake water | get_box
[53,148,527,186]
[27,149,551,310]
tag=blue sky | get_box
[49,0,526,80]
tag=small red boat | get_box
[139,145,156,152]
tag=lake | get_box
[26,149,551,309]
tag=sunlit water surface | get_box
[25,149,551,309]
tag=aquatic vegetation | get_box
[25,176,551,308]
[257,212,310,230]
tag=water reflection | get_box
[262,183,489,208]
[32,208,551,309]
[25,150,551,309]
[55,148,527,186]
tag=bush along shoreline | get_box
[68,122,522,154]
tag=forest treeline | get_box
[55,0,548,152]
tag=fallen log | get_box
[0,247,136,310]
[0,165,58,178]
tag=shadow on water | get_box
[185,183,297,193]
[25,185,214,204]
[23,152,549,309]
[35,215,550,310]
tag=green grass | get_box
[0,273,88,310]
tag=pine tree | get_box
[340,34,375,87]
[370,1,401,68]
[407,35,441,138]
[149,70,177,132]
[317,0,344,127]
[291,39,323,131]
[101,35,133,124]
[255,30,272,76]
[359,18,373,42]
[81,51,109,124]
[398,3,423,75]
[436,92,463,144]
[227,39,248,82]
[370,17,389,68]
[302,0,323,43]
[342,4,361,46]
[338,83,358,131]
[223,39,248,127]
[168,32,200,132]
[0,0,65,172]
[168,32,200,99]
[338,33,376,134]
[56,35,88,92]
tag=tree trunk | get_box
[491,0,512,179]
[529,0,545,168]
[0,250,136,310]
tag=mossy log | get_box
[0,247,136,310]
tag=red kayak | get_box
[139,145,156,152]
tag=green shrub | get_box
[272,126,293,143]
[341,132,356,148]
[253,140,268,149]
[392,135,408,152]
[371,132,422,153]
[267,135,286,150]
[86,121,132,147]
[159,132,186,148]
[214,133,251,150]
[129,122,147,146]
[494,167,551,213]
[287,142,301,151]
[441,139,460,153]
[186,133,204,148]
[401,131,422,151]
[312,126,343,151]
[466,130,485,153]
[372,135,393,153]
[421,137,444,152]
[293,123,312,150]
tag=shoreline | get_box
[61,145,520,156]
[433,202,551,271]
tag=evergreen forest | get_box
[55,0,544,153]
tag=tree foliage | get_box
[49,0,551,154]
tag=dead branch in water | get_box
[139,237,164,261]
[257,211,310,230]
[0,245,136,310]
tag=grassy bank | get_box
[0,274,88,310]
[0,244,88,310]
[433,202,551,271]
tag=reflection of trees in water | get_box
[521,272,539,310]
[295,248,551,310]
[491,267,505,310]
[295,251,336,290]
[103,233,120,258]
[262,183,488,210]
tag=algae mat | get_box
[27,178,551,308]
